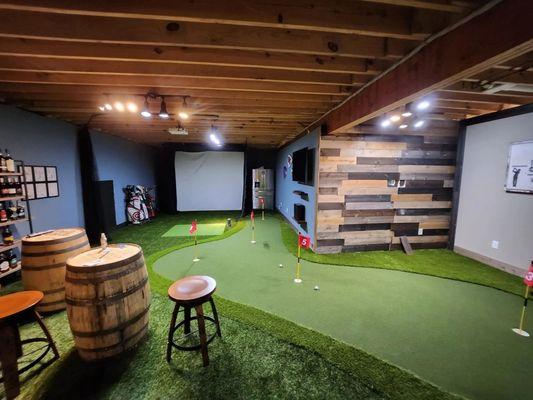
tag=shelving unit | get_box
[0,160,34,286]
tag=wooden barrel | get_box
[21,228,90,312]
[65,244,151,361]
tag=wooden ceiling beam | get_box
[0,37,392,75]
[0,0,434,39]
[318,0,533,134]
[466,68,533,86]
[0,71,354,95]
[0,83,345,103]
[435,89,532,105]
[0,56,369,86]
[357,0,478,13]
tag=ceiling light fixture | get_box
[104,103,113,111]
[381,119,391,128]
[414,120,425,128]
[390,114,401,123]
[401,111,412,117]
[178,111,189,120]
[178,96,190,120]
[126,102,138,113]
[209,126,223,146]
[114,101,125,112]
[140,97,151,118]
[399,124,408,129]
[416,100,430,111]
[98,105,106,111]
[159,98,169,119]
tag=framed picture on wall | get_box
[24,166,34,183]
[35,182,48,199]
[26,183,35,200]
[33,166,46,182]
[45,166,57,182]
[47,182,59,197]
[505,140,533,194]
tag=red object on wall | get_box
[524,262,533,287]
[298,234,311,249]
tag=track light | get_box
[104,103,113,111]
[414,120,425,128]
[399,124,408,129]
[209,126,223,146]
[178,111,189,120]
[390,114,401,123]
[381,119,391,128]
[159,98,169,119]
[178,96,190,120]
[401,111,412,117]
[140,98,151,118]
[126,102,138,113]
[98,105,106,111]
[114,101,125,112]
[416,100,430,111]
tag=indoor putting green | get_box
[162,222,226,237]
[154,215,533,400]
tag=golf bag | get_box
[124,185,155,224]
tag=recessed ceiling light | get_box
[390,115,401,122]
[114,101,125,112]
[104,103,113,111]
[414,120,425,128]
[416,100,430,111]
[381,119,391,128]
[401,111,412,117]
[126,102,138,113]
[178,111,189,120]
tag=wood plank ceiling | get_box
[0,1,530,147]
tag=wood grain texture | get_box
[316,126,457,253]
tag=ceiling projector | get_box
[168,126,188,135]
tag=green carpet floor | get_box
[153,215,532,400]
[162,223,227,237]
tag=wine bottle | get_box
[4,149,14,173]
[8,202,17,220]
[7,250,17,268]
[0,149,6,173]
[0,178,8,196]
[0,203,6,222]
[8,178,16,195]
[16,203,25,219]
[3,227,14,245]
[15,179,22,196]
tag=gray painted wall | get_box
[275,129,318,248]
[454,111,533,272]
[91,130,157,225]
[0,105,84,235]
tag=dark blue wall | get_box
[90,130,157,225]
[275,129,318,248]
[0,105,84,235]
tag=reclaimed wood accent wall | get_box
[316,122,458,253]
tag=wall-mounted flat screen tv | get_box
[292,147,315,185]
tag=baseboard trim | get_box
[454,246,524,277]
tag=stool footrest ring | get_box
[169,315,218,351]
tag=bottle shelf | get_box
[0,262,21,279]
[0,218,28,228]
[0,196,25,202]
[0,241,21,253]
[0,172,22,177]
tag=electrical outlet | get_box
[491,240,499,249]
[418,228,423,235]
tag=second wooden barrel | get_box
[65,244,151,361]
[21,228,90,312]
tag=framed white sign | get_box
[505,140,533,194]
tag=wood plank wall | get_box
[315,122,459,254]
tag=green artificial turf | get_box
[162,223,227,237]
[154,214,533,400]
[279,217,524,296]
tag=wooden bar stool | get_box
[0,291,59,399]
[166,275,221,367]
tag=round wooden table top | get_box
[67,244,141,268]
[168,275,217,302]
[22,227,85,244]
[0,291,43,320]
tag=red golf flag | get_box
[298,234,311,249]
[524,262,533,287]
[189,220,197,235]
[250,210,255,221]
[259,197,264,205]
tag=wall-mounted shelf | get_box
[0,241,21,253]
[293,190,309,201]
[0,195,25,202]
[0,172,23,177]
[0,218,29,228]
[0,262,21,279]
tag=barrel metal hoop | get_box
[75,321,149,353]
[65,258,145,285]
[22,240,90,257]
[20,262,65,271]
[65,276,149,307]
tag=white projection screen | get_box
[175,151,244,211]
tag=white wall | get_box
[454,111,533,274]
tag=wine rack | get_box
[0,160,33,282]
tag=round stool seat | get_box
[168,275,216,302]
[0,291,43,320]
